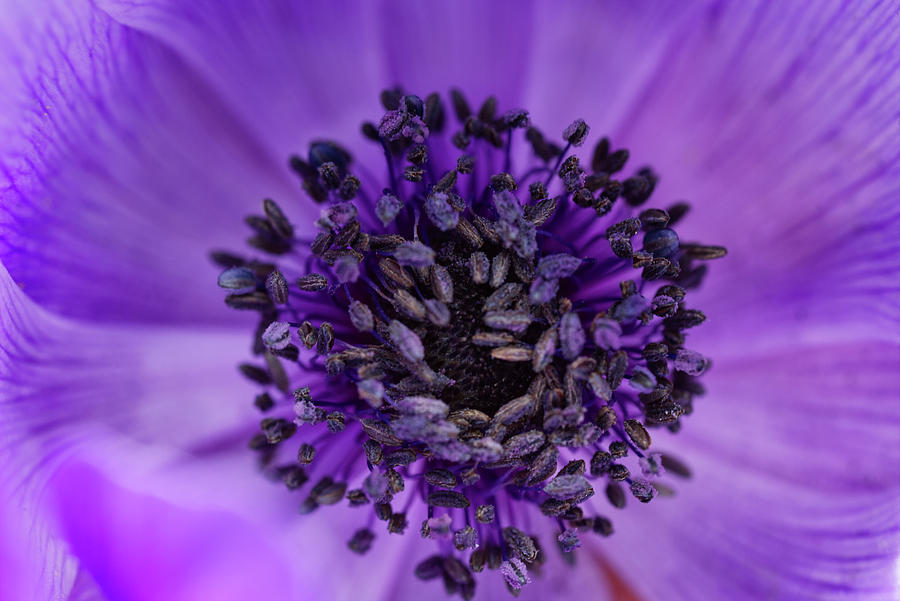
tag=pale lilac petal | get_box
[281,505,406,601]
[690,342,900,494]
[604,342,900,601]
[0,0,298,323]
[2,257,385,599]
[4,415,316,601]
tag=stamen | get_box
[216,88,725,599]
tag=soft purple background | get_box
[1,1,898,600]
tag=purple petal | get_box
[47,456,295,601]
[0,482,72,601]
[98,0,387,166]
[605,342,900,601]
[524,1,707,130]
[0,274,306,599]
[520,2,899,354]
[378,0,537,106]
[0,0,299,324]
[1,259,302,596]
[0,3,896,601]
[0,262,262,457]
[606,1,900,348]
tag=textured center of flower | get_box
[421,263,533,414]
[214,88,726,599]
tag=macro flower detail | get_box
[216,89,725,598]
[3,2,899,600]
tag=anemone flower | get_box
[2,1,899,601]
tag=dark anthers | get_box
[214,87,726,599]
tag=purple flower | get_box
[1,2,899,601]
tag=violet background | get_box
[1,1,899,600]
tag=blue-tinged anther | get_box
[403,94,425,117]
[217,267,256,289]
[591,317,622,350]
[393,241,436,267]
[629,478,657,503]
[643,227,680,258]
[502,108,530,129]
[308,140,350,171]
[673,348,710,375]
[536,253,582,279]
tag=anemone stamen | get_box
[215,88,726,599]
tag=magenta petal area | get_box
[0,484,68,601]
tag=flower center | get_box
[420,263,534,415]
[214,88,726,599]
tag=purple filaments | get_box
[214,88,726,599]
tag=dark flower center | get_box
[214,87,726,599]
[421,266,534,415]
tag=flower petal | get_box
[377,0,536,106]
[1,256,294,596]
[0,261,264,455]
[1,258,380,599]
[604,342,900,601]
[68,569,108,601]
[0,0,298,324]
[46,451,296,601]
[0,480,76,601]
[603,1,900,348]
[524,0,711,130]
[96,0,388,167]
[688,342,900,492]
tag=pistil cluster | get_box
[214,88,725,598]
